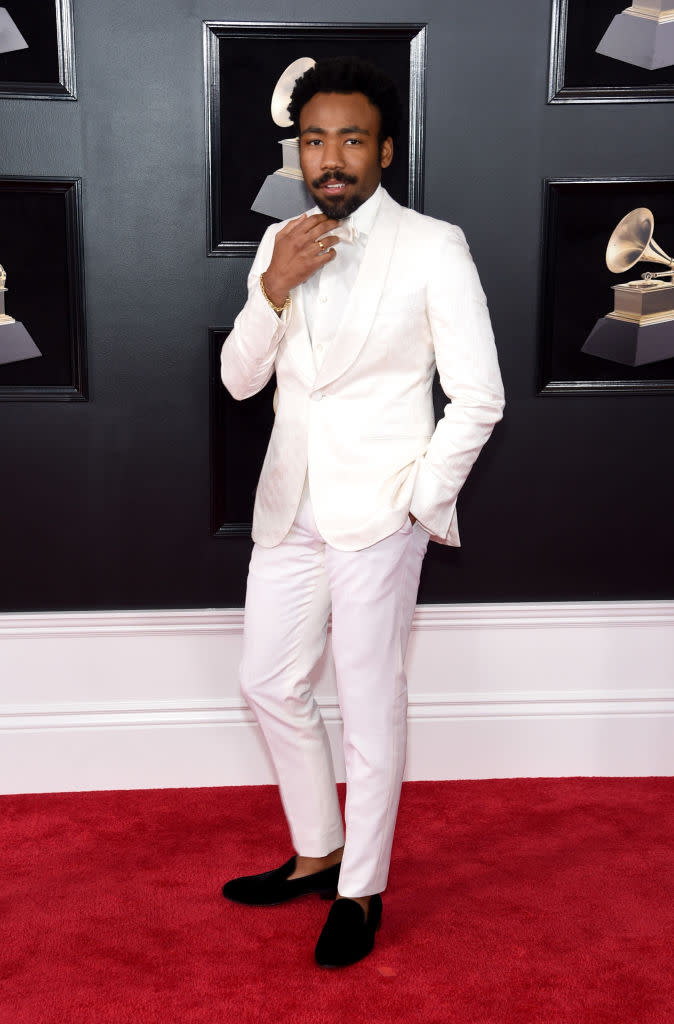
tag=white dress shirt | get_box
[302,185,383,369]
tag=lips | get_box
[312,171,358,193]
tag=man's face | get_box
[298,91,393,220]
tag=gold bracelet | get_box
[260,274,291,315]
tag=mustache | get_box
[311,170,358,188]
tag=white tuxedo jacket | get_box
[221,189,504,550]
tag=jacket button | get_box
[311,391,324,402]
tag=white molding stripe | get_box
[412,601,674,629]
[1,600,673,638]
[2,689,674,732]
[0,609,245,638]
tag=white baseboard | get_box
[1,603,673,794]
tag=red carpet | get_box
[1,778,673,1024]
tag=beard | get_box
[309,170,365,220]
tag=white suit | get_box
[221,188,504,897]
[221,189,504,549]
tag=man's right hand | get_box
[261,213,341,308]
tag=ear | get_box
[379,137,393,169]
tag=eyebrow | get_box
[300,125,371,136]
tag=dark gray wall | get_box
[1,0,673,611]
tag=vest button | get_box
[311,391,324,402]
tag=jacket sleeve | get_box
[220,224,292,401]
[409,225,505,542]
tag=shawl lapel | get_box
[313,190,402,391]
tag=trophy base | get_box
[582,316,674,367]
[0,9,29,54]
[596,13,674,70]
[251,171,312,221]
[0,321,42,366]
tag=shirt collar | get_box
[345,184,383,242]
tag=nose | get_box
[320,138,344,169]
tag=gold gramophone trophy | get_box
[596,1,674,70]
[0,264,41,366]
[582,208,674,366]
[251,57,315,220]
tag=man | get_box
[220,57,504,968]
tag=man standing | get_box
[221,57,504,968]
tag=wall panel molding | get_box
[203,21,426,255]
[3,600,672,638]
[1,602,673,794]
[0,0,77,100]
[0,176,87,401]
[4,687,673,731]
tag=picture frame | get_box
[0,177,88,401]
[0,0,76,100]
[209,327,275,536]
[538,177,674,395]
[204,21,427,256]
[548,0,674,104]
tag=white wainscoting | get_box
[1,603,673,794]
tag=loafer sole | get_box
[223,887,337,907]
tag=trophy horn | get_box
[270,57,316,128]
[606,207,674,275]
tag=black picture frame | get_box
[204,21,426,256]
[0,0,76,100]
[539,177,674,395]
[209,327,276,536]
[548,0,674,103]
[0,177,88,401]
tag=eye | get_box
[303,138,322,146]
[345,138,363,145]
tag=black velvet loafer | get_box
[314,894,383,968]
[222,856,340,906]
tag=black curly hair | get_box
[287,56,402,147]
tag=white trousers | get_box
[240,491,429,898]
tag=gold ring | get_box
[316,239,325,251]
